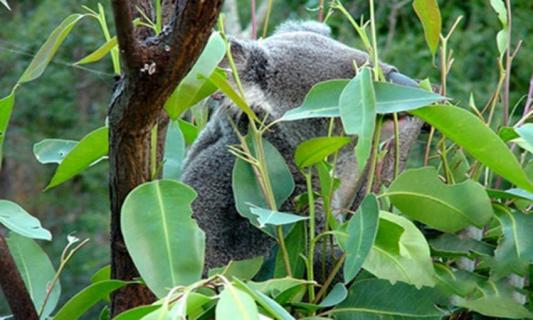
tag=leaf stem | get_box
[304,169,316,302]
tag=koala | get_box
[180,21,422,272]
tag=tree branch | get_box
[0,233,39,320]
[111,0,143,71]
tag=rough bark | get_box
[108,0,223,315]
[0,233,39,320]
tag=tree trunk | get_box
[108,0,222,315]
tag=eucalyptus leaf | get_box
[339,68,375,169]
[294,136,352,169]
[0,93,15,166]
[19,14,86,83]
[46,127,108,190]
[319,283,347,307]
[274,222,306,278]
[216,283,259,320]
[75,37,117,65]
[208,256,264,281]
[1,0,10,10]
[90,265,110,283]
[233,278,295,320]
[163,120,186,179]
[165,32,226,119]
[121,180,205,298]
[7,233,60,319]
[456,296,532,319]
[413,0,442,57]
[387,167,494,232]
[331,278,443,320]
[341,194,379,283]
[363,211,435,288]
[113,305,161,320]
[250,207,308,228]
[53,280,127,320]
[177,119,199,145]
[0,200,51,240]
[33,139,78,164]
[373,82,444,114]
[410,105,533,192]
[429,234,494,256]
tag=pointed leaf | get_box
[46,127,108,190]
[7,233,60,318]
[341,194,379,283]
[53,280,127,320]
[387,167,494,232]
[121,180,205,298]
[33,139,78,164]
[113,306,161,320]
[19,14,86,83]
[1,0,10,10]
[331,278,443,320]
[363,211,435,288]
[250,207,308,228]
[0,200,51,240]
[233,278,295,320]
[163,120,186,179]
[413,0,442,57]
[456,296,532,319]
[294,137,351,169]
[0,93,15,165]
[75,37,117,65]
[208,256,264,281]
[216,283,259,320]
[165,33,226,119]
[319,283,347,307]
[374,82,444,113]
[411,105,533,192]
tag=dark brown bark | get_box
[108,0,223,315]
[0,233,39,320]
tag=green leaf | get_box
[0,93,15,166]
[456,296,532,319]
[498,126,519,142]
[208,256,264,281]
[216,283,259,320]
[53,280,127,320]
[33,139,78,164]
[341,194,379,283]
[363,211,435,288]
[294,137,352,169]
[331,278,443,320]
[413,0,442,57]
[169,292,215,319]
[75,37,117,65]
[90,265,110,283]
[281,80,349,121]
[163,120,186,179]
[247,277,310,299]
[121,180,205,298]
[373,82,444,114]
[7,233,60,319]
[0,200,52,240]
[491,206,531,279]
[113,305,161,320]
[319,283,347,307]
[177,119,199,145]
[429,234,494,256]
[496,28,509,58]
[274,222,306,278]
[490,0,508,26]
[233,278,295,320]
[249,207,308,228]
[18,14,86,84]
[340,68,375,169]
[46,127,108,190]
[410,105,533,192]
[515,123,533,153]
[165,32,226,119]
[233,137,295,237]
[387,167,494,232]
[1,0,10,10]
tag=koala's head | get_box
[222,21,398,119]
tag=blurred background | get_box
[0,0,532,316]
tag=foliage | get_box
[1,0,532,319]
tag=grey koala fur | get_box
[180,21,421,273]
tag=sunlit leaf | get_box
[250,207,308,228]
[177,119,199,145]
[294,137,352,169]
[339,68,375,169]
[456,296,532,319]
[113,305,161,320]
[165,33,226,119]
[0,93,15,166]
[53,280,127,320]
[331,278,443,320]
[490,0,508,26]
[7,233,60,318]
[121,180,205,298]
[0,200,51,240]
[216,282,259,320]
[233,278,295,320]
[363,211,435,288]
[387,167,494,232]
[411,105,533,192]
[1,0,10,10]
[19,14,87,83]
[163,120,185,179]
[429,234,493,256]
[340,194,379,283]
[75,37,117,65]
[33,139,78,164]
[46,127,108,190]
[90,265,110,283]
[413,0,442,57]
[373,82,444,113]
